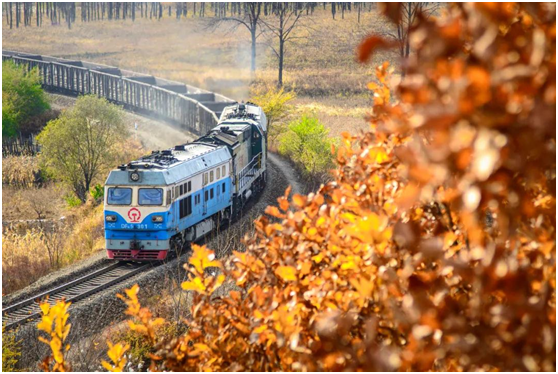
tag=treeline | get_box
[3,2,378,29]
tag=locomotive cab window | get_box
[107,187,132,205]
[210,170,214,183]
[222,165,226,176]
[217,168,220,179]
[138,188,163,206]
[188,181,192,192]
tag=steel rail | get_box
[2,262,153,330]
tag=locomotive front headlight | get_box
[130,171,140,182]
[152,215,163,223]
[106,215,117,222]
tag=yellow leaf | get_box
[350,276,374,298]
[39,302,50,316]
[265,205,284,218]
[368,147,390,164]
[182,276,207,293]
[275,266,297,282]
[292,194,306,208]
[37,317,53,334]
[102,361,115,372]
[254,324,268,334]
[189,245,221,274]
[279,198,290,212]
[312,253,324,264]
[50,338,63,363]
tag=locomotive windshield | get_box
[138,188,163,206]
[107,187,132,205]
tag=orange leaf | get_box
[275,266,297,282]
[357,36,394,63]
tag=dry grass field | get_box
[2,6,399,135]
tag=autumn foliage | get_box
[37,2,556,372]
[37,300,72,372]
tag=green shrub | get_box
[64,193,82,208]
[278,114,336,177]
[2,325,21,371]
[251,86,296,149]
[2,61,50,138]
[90,184,104,201]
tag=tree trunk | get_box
[357,3,361,23]
[278,38,284,87]
[251,28,257,73]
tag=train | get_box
[103,102,267,260]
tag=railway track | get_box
[2,261,154,330]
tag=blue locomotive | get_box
[103,103,267,260]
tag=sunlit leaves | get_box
[188,244,221,274]
[117,285,164,344]
[275,266,298,282]
[101,341,130,372]
[37,299,72,372]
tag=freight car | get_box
[103,103,267,260]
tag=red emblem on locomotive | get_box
[128,208,141,222]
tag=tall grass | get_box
[2,203,105,295]
[2,155,42,188]
[2,228,55,293]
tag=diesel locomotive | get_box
[103,103,267,260]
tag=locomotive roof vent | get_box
[162,150,173,156]
[174,145,186,151]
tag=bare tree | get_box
[384,2,440,60]
[207,3,264,74]
[261,2,310,87]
